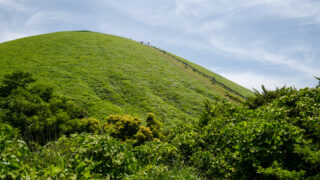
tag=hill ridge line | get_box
[151,46,247,99]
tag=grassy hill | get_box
[0,31,252,127]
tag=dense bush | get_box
[245,85,295,109]
[29,133,137,179]
[267,87,320,141]
[146,113,162,139]
[74,117,101,133]
[0,123,34,179]
[124,164,202,180]
[133,141,180,165]
[105,115,142,141]
[2,71,320,179]
[0,71,88,145]
[104,114,163,145]
[169,86,320,179]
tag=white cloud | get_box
[98,0,185,29]
[174,0,320,34]
[208,35,318,77]
[186,21,226,34]
[218,71,306,90]
[0,31,34,42]
[25,11,75,27]
[0,0,30,13]
[261,0,320,23]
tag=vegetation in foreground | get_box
[1,71,320,179]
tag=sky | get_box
[0,0,319,91]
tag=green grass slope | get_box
[165,52,254,97]
[0,31,252,127]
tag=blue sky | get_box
[1,0,319,90]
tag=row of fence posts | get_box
[149,45,247,99]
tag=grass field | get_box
[0,31,252,127]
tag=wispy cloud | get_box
[208,35,318,76]
[217,71,307,90]
[260,0,320,24]
[0,0,30,13]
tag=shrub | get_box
[146,113,162,139]
[0,123,33,179]
[124,164,202,180]
[0,71,88,145]
[170,87,320,179]
[105,114,163,145]
[30,133,137,179]
[0,70,35,97]
[133,141,180,165]
[134,126,153,145]
[74,117,101,133]
[105,115,141,141]
[245,85,295,109]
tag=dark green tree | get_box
[0,71,87,146]
[0,70,35,97]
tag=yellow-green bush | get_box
[74,117,101,133]
[146,113,162,139]
[134,126,153,145]
[105,115,141,141]
[105,114,163,144]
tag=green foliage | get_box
[74,117,101,133]
[189,118,309,179]
[257,161,306,179]
[268,87,320,142]
[245,85,295,109]
[133,141,180,165]
[168,124,201,161]
[2,82,319,179]
[0,71,87,145]
[105,114,163,145]
[0,123,33,179]
[0,70,35,97]
[199,99,213,126]
[134,126,154,145]
[29,133,137,179]
[0,123,200,179]
[146,113,162,139]
[124,164,203,180]
[105,114,142,141]
[169,86,320,179]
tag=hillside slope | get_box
[0,31,252,126]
